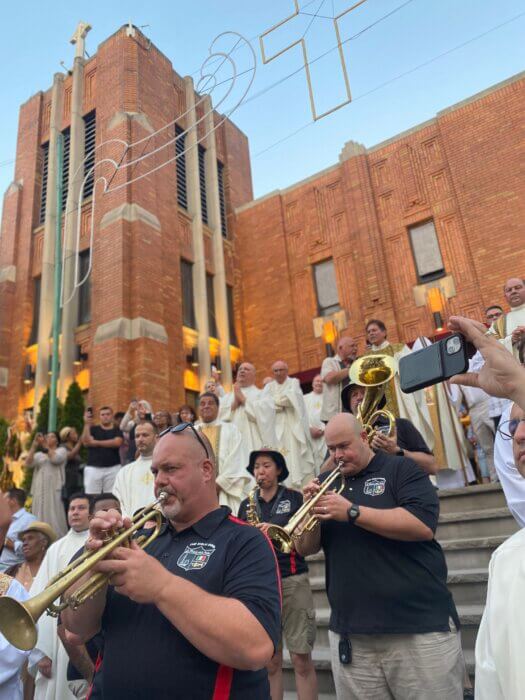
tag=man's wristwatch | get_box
[347,503,361,523]
[395,448,404,457]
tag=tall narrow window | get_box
[28,277,41,345]
[61,127,71,211]
[83,111,96,199]
[313,259,340,316]
[198,145,208,225]
[175,124,187,210]
[408,220,445,283]
[181,260,196,328]
[206,274,217,337]
[39,142,49,225]
[217,161,228,238]
[77,250,91,325]
[226,285,239,346]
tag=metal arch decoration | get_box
[259,0,367,121]
[60,31,256,307]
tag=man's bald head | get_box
[236,362,256,387]
[272,360,289,384]
[337,337,358,362]
[324,412,372,476]
[504,278,525,308]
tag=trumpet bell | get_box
[265,524,293,554]
[349,353,396,387]
[0,596,37,651]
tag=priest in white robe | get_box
[261,361,316,489]
[113,421,157,517]
[475,402,525,700]
[303,374,326,470]
[219,362,276,453]
[488,277,525,357]
[196,392,251,514]
[28,495,91,700]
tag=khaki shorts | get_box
[280,572,316,654]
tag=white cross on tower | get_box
[260,0,366,121]
[70,21,92,59]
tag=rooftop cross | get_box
[259,0,367,121]
[70,21,92,59]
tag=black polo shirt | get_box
[238,487,308,579]
[98,507,281,699]
[320,451,458,636]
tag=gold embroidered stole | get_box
[363,344,403,418]
[199,424,222,471]
[493,315,506,340]
[0,572,13,597]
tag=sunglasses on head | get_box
[497,418,525,441]
[158,422,210,458]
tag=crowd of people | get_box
[0,275,524,699]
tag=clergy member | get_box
[28,494,91,700]
[320,336,358,421]
[304,374,326,469]
[195,392,251,514]
[364,320,435,453]
[488,277,525,357]
[262,361,316,489]
[112,420,157,516]
[219,362,277,453]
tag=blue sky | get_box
[0,0,523,213]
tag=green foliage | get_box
[61,382,85,435]
[0,416,11,490]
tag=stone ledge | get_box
[0,368,8,387]
[107,110,155,134]
[100,203,161,231]
[0,265,16,284]
[94,317,168,345]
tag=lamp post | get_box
[426,287,445,332]
[322,320,336,357]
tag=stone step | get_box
[310,568,489,609]
[440,535,506,569]
[437,483,506,514]
[436,508,519,540]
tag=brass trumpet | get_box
[266,462,345,554]
[0,492,168,651]
[349,354,396,441]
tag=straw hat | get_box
[18,521,57,544]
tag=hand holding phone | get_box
[399,334,468,394]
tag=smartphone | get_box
[87,406,93,416]
[145,412,152,421]
[399,334,468,393]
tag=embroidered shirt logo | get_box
[276,500,291,515]
[363,477,386,496]
[177,543,216,571]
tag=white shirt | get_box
[112,454,154,517]
[476,526,525,699]
[320,355,346,422]
[0,577,30,700]
[493,402,525,527]
[0,508,36,571]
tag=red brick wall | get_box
[234,74,525,381]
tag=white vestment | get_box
[113,454,154,517]
[0,577,29,700]
[195,420,251,514]
[219,385,277,454]
[488,302,525,356]
[304,390,326,469]
[261,378,316,489]
[29,528,89,700]
[493,401,525,527]
[475,526,525,699]
[411,338,471,481]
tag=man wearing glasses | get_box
[62,422,281,699]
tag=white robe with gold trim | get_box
[219,385,277,454]
[112,454,154,517]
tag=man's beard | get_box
[162,498,182,520]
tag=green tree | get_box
[0,416,11,490]
[61,381,85,434]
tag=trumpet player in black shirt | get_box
[238,448,318,700]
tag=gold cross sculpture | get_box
[259,0,368,121]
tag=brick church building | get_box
[0,23,523,420]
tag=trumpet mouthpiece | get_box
[158,492,168,502]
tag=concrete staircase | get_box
[283,483,518,698]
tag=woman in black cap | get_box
[238,448,318,700]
